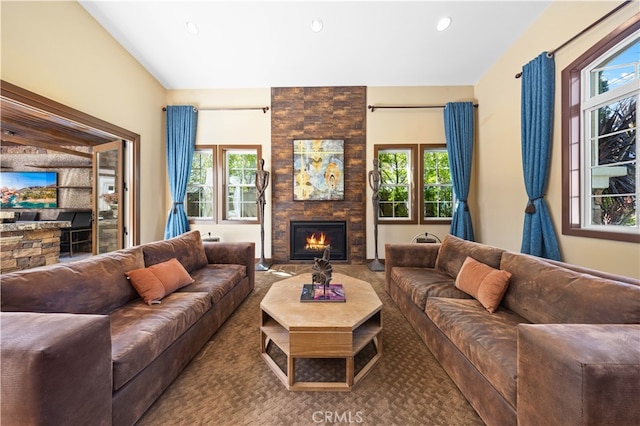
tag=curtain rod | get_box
[368,104,478,112]
[162,106,270,113]
[515,0,633,78]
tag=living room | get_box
[2,1,638,277]
[1,1,639,425]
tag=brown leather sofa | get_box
[1,230,255,426]
[385,234,640,426]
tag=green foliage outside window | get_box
[423,150,454,219]
[186,151,214,219]
[378,150,410,218]
[587,37,638,228]
[226,151,257,220]
[590,94,636,226]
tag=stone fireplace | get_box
[270,86,367,264]
[290,220,347,261]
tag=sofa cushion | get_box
[455,257,512,313]
[110,291,212,391]
[391,267,471,310]
[142,230,208,273]
[435,235,505,279]
[180,264,246,304]
[426,297,530,408]
[501,252,640,324]
[1,247,144,315]
[126,258,194,305]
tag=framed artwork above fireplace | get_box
[293,139,344,201]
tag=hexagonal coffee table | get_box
[260,272,383,391]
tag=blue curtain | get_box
[164,105,197,239]
[444,101,475,241]
[520,53,561,260]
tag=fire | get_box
[305,232,330,250]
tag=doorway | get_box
[0,80,140,252]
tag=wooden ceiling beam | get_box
[1,116,97,147]
[1,134,92,159]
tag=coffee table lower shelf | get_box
[260,314,382,392]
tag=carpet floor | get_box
[136,264,484,426]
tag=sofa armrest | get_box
[517,324,640,425]
[203,241,255,288]
[1,312,112,426]
[384,243,441,289]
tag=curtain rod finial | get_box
[515,72,522,79]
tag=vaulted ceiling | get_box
[78,1,552,89]
[2,1,553,154]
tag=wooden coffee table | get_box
[260,272,382,391]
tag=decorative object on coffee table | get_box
[368,158,385,271]
[302,246,345,302]
[311,246,333,288]
[300,283,346,302]
[255,158,271,271]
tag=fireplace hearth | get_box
[290,220,347,261]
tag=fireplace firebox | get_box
[290,220,347,261]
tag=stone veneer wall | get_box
[270,86,367,263]
[0,228,62,273]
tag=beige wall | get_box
[366,86,476,257]
[1,1,166,243]
[165,89,272,255]
[475,0,639,278]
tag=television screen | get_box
[0,171,58,208]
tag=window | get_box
[421,145,454,222]
[375,145,417,223]
[221,145,261,222]
[185,145,261,224]
[374,144,454,224]
[186,147,215,220]
[563,20,639,243]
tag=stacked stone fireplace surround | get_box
[271,86,367,264]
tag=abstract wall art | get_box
[293,139,344,200]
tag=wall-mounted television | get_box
[0,171,58,208]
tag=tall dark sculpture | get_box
[255,158,271,271]
[368,158,385,271]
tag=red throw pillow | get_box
[126,258,194,305]
[455,256,512,313]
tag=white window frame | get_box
[580,31,639,235]
[375,145,417,224]
[221,145,260,223]
[420,144,455,223]
[186,147,216,221]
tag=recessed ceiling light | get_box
[311,18,323,33]
[185,21,199,36]
[436,17,452,32]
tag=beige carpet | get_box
[136,264,484,426]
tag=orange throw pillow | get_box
[455,256,512,313]
[126,258,194,305]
